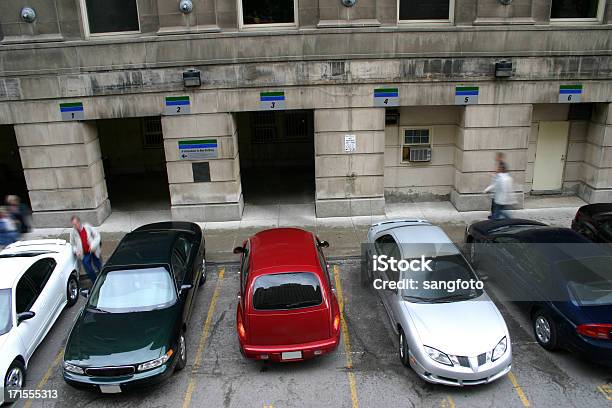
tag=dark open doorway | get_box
[0,125,29,205]
[97,117,170,211]
[236,110,315,205]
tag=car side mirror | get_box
[17,311,35,323]
[180,284,194,295]
[80,288,90,298]
[318,240,330,249]
[233,246,245,254]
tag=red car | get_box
[233,228,341,362]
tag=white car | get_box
[0,240,80,404]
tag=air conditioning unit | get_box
[409,147,432,162]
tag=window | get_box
[0,289,11,335]
[171,239,190,285]
[16,277,38,314]
[252,272,322,310]
[401,128,432,163]
[143,117,163,149]
[240,0,297,28]
[25,259,56,292]
[550,0,603,20]
[81,0,140,36]
[89,267,176,312]
[398,0,453,23]
[240,242,251,294]
[375,235,401,283]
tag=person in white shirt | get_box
[484,162,514,220]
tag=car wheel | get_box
[175,332,187,371]
[533,311,558,351]
[199,259,207,287]
[66,274,80,307]
[5,360,26,396]
[398,329,410,367]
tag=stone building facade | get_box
[1,0,611,226]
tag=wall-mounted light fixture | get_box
[179,0,194,14]
[183,69,201,87]
[342,0,356,7]
[20,7,37,23]
[494,60,513,78]
[498,0,513,4]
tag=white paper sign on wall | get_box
[344,135,356,153]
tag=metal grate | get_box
[142,117,163,148]
[408,147,432,162]
[251,112,277,144]
[285,111,311,141]
[85,365,135,377]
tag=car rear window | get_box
[559,256,612,306]
[252,272,322,311]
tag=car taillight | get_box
[238,321,246,339]
[333,314,340,332]
[576,324,612,340]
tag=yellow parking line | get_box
[23,348,64,408]
[333,265,359,408]
[439,396,456,408]
[508,371,530,407]
[597,384,612,401]
[182,266,225,408]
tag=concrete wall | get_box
[384,106,458,202]
[451,104,531,211]
[581,103,612,202]
[162,113,243,221]
[314,107,385,216]
[13,121,110,226]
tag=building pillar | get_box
[14,121,110,227]
[579,103,612,203]
[451,104,531,211]
[162,113,243,221]
[314,108,385,217]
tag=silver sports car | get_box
[364,219,512,386]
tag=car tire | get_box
[175,332,187,371]
[398,329,410,367]
[5,360,26,397]
[533,310,558,351]
[66,273,80,307]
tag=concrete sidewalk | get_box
[21,195,585,263]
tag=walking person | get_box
[5,195,30,234]
[69,216,102,284]
[0,206,19,247]
[484,162,514,220]
[488,152,507,218]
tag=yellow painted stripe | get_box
[182,266,225,408]
[333,265,359,408]
[508,371,530,407]
[23,348,64,408]
[597,385,612,401]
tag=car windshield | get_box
[558,257,612,306]
[595,216,612,240]
[401,254,483,302]
[252,272,322,310]
[0,289,12,335]
[88,267,177,313]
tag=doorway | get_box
[236,110,315,205]
[0,125,28,204]
[532,121,570,192]
[97,117,170,211]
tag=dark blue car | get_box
[465,219,612,366]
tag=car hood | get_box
[403,294,508,357]
[64,305,179,367]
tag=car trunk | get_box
[248,306,330,346]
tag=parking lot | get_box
[12,232,612,408]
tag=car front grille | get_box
[457,356,470,368]
[85,366,135,377]
[477,353,487,366]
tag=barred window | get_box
[142,117,163,149]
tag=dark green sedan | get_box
[62,222,206,393]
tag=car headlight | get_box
[63,362,84,374]
[492,337,507,362]
[137,350,174,372]
[423,346,453,366]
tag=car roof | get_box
[471,218,547,235]
[578,203,612,217]
[249,228,320,274]
[0,240,69,289]
[513,227,589,243]
[105,229,184,268]
[132,221,201,235]
[385,224,460,258]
